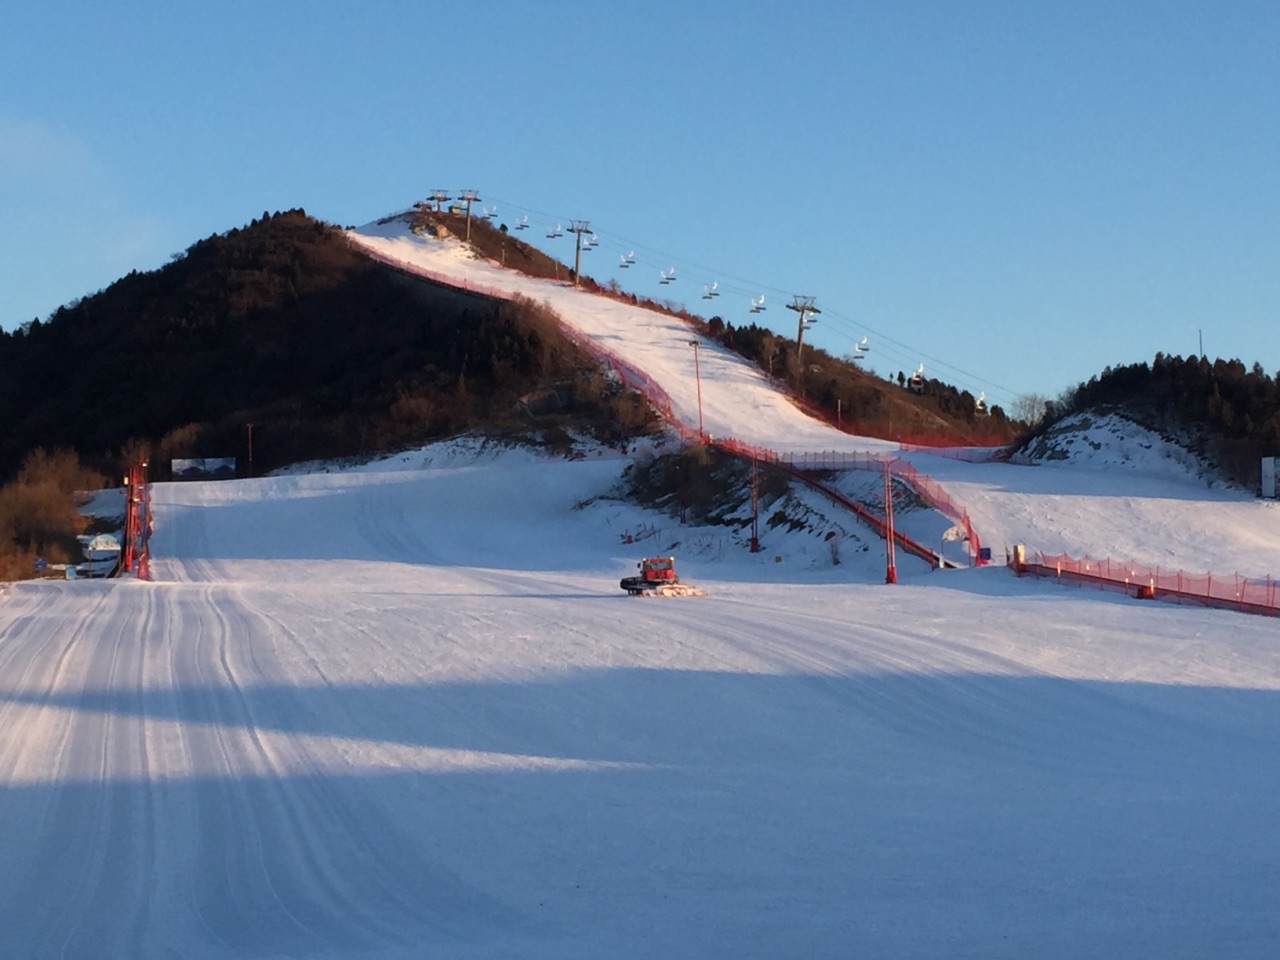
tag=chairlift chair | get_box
[515,215,529,230]
[908,363,925,394]
[750,295,766,314]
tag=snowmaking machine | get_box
[620,556,705,597]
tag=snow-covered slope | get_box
[349,217,1280,579]
[349,217,899,458]
[2,441,1278,959]
[0,218,1276,959]
[910,413,1280,578]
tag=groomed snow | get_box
[0,222,1277,958]
[907,412,1280,579]
[348,217,1280,580]
[349,217,901,459]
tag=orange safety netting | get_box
[1025,551,1279,616]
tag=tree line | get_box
[1051,353,1280,485]
[0,210,660,577]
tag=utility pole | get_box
[787,295,820,362]
[459,189,481,242]
[567,220,591,286]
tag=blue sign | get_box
[978,547,992,561]
[34,556,47,572]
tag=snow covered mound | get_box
[1018,411,1211,483]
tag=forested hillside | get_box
[0,209,661,577]
[0,210,655,483]
[1052,353,1280,484]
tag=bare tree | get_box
[1012,393,1050,426]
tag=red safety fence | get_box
[890,459,984,563]
[715,439,986,567]
[897,443,1011,462]
[740,374,1014,452]
[1012,549,1279,618]
[121,460,152,581]
[359,246,527,304]
[788,470,942,568]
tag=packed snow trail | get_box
[2,452,1280,958]
[348,219,1280,580]
[349,217,901,459]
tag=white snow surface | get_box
[0,221,1278,958]
[349,216,901,459]
[347,217,1280,580]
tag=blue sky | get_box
[3,1,1277,410]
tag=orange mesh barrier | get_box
[1015,551,1278,617]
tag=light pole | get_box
[688,340,704,442]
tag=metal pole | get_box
[688,340,704,441]
[884,462,897,584]
[787,296,820,363]
[246,423,254,478]
[787,296,821,397]
[567,220,591,287]
[750,459,760,552]
[460,189,481,242]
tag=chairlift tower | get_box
[458,189,482,242]
[427,189,452,212]
[566,220,592,287]
[787,295,821,362]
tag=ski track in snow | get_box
[1,459,1279,958]
[0,225,1278,956]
